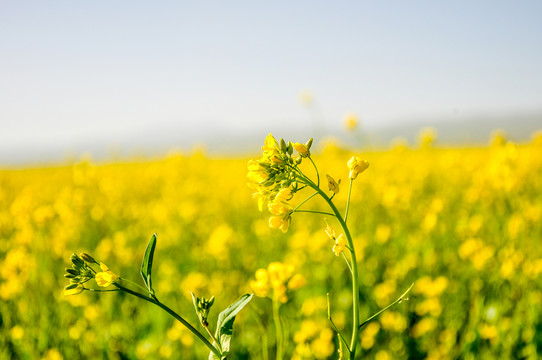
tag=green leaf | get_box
[209,293,253,359]
[208,352,221,360]
[140,233,157,296]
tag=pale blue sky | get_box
[1,1,541,161]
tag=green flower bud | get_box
[191,292,215,326]
[280,138,287,152]
[79,253,97,264]
[71,254,85,268]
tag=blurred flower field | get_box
[1,133,542,359]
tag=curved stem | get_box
[302,177,360,359]
[113,283,222,358]
[344,179,353,223]
[272,299,283,360]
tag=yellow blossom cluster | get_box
[250,262,306,303]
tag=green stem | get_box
[341,253,353,274]
[293,209,335,217]
[327,293,351,353]
[359,283,414,329]
[113,283,222,358]
[293,191,318,211]
[204,325,223,353]
[120,277,151,294]
[309,157,320,187]
[272,299,283,360]
[302,177,360,359]
[85,288,119,292]
[344,179,353,223]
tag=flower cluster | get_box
[63,253,119,295]
[250,262,306,303]
[247,134,313,232]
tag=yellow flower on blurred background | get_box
[250,262,304,303]
[293,142,310,158]
[343,112,359,131]
[332,234,347,256]
[326,174,340,194]
[347,156,369,180]
[95,271,119,287]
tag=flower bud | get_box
[70,254,85,268]
[63,284,84,296]
[293,142,310,158]
[79,253,97,264]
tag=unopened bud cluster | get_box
[191,293,215,326]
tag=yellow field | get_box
[1,135,542,359]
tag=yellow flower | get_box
[63,284,84,296]
[268,198,293,232]
[347,156,369,180]
[288,273,307,290]
[262,133,280,155]
[293,142,310,158]
[332,235,347,256]
[268,201,292,216]
[343,113,359,131]
[274,188,293,202]
[299,89,313,106]
[269,213,291,233]
[326,174,340,194]
[95,270,119,287]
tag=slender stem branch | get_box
[309,157,320,187]
[293,191,318,211]
[293,209,335,217]
[327,293,351,353]
[341,253,353,274]
[85,288,119,292]
[272,299,283,360]
[344,179,353,223]
[359,283,414,329]
[120,277,151,294]
[204,325,223,353]
[112,283,222,358]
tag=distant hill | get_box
[1,112,541,166]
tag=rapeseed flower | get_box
[347,156,369,180]
[326,174,340,194]
[332,234,347,256]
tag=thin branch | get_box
[359,283,414,329]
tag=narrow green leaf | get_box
[213,293,253,355]
[140,233,157,295]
